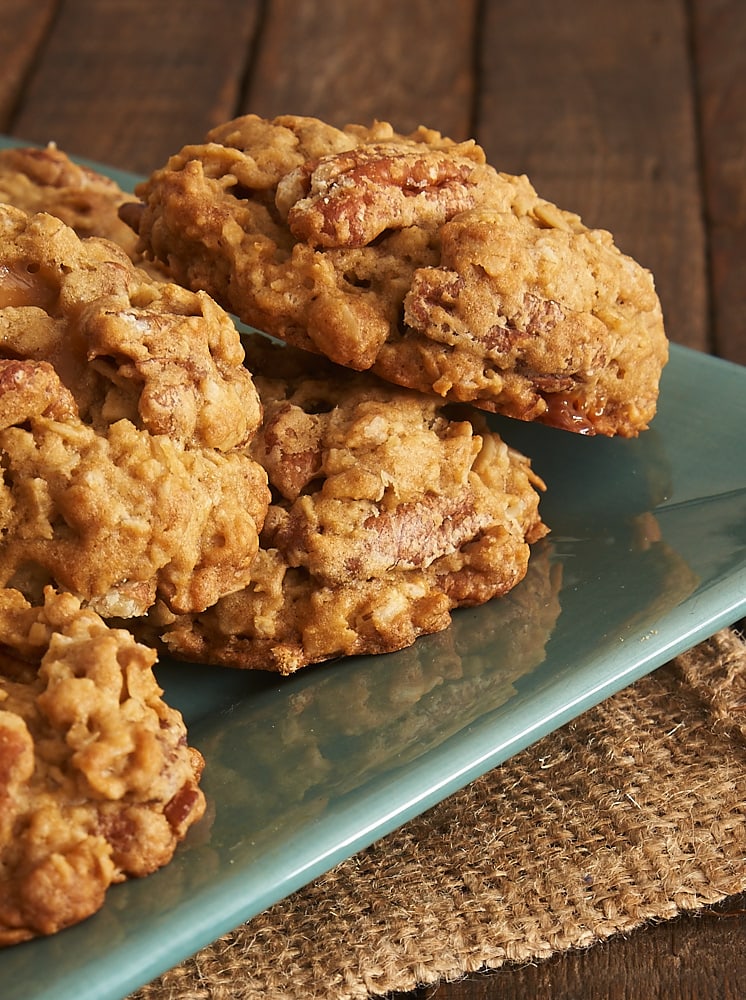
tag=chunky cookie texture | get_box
[0,588,205,946]
[0,143,144,262]
[125,113,668,437]
[153,338,548,674]
[0,205,269,617]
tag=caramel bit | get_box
[284,144,498,248]
[0,263,58,311]
[539,388,607,435]
[163,781,204,832]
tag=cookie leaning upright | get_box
[124,113,668,438]
[0,204,269,618]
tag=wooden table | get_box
[2,2,744,997]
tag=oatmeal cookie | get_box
[0,143,142,262]
[153,338,548,674]
[0,587,205,946]
[0,205,269,617]
[124,113,668,437]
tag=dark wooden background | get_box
[1,1,744,998]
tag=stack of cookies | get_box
[0,117,667,943]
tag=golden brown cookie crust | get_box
[0,588,205,946]
[156,338,548,674]
[0,143,142,260]
[126,113,668,437]
[0,205,269,617]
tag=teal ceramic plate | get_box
[1,139,745,1000]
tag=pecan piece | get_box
[0,359,78,428]
[268,490,491,585]
[253,399,323,501]
[356,492,488,574]
[280,144,500,248]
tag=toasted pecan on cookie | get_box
[123,113,667,437]
[0,205,269,617]
[0,587,205,946]
[150,338,548,674]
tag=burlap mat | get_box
[132,627,746,1000]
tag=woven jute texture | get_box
[132,628,746,1000]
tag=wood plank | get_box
[475,0,708,354]
[242,0,477,140]
[9,0,262,174]
[0,1,57,128]
[691,0,746,366]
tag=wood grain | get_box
[0,0,57,128]
[475,0,708,354]
[242,0,477,140]
[691,0,746,365]
[8,0,262,173]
